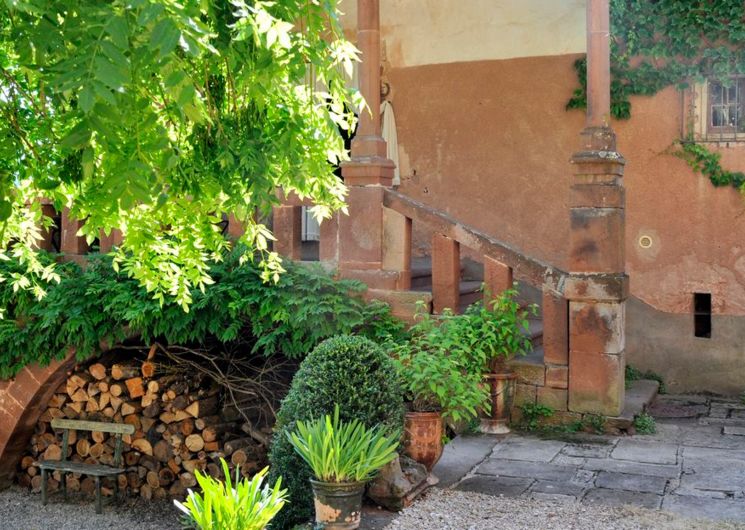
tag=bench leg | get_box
[61,471,67,501]
[114,475,119,503]
[41,468,48,506]
[95,476,102,514]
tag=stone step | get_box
[606,380,660,432]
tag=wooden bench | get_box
[36,418,135,513]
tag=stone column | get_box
[566,0,627,417]
[339,0,398,289]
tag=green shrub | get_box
[388,305,488,423]
[0,247,405,377]
[174,459,286,530]
[518,403,554,431]
[288,405,399,483]
[268,335,404,529]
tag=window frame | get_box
[706,76,745,137]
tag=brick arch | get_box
[0,351,76,489]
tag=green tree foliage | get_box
[0,247,404,378]
[268,335,404,529]
[0,0,361,307]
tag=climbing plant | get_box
[568,0,745,120]
[567,1,745,191]
[0,0,361,308]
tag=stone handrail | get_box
[382,189,569,293]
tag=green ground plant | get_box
[174,459,286,530]
[633,412,657,435]
[268,335,404,529]
[518,403,555,432]
[0,248,404,378]
[626,365,666,394]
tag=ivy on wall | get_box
[567,1,745,192]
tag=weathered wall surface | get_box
[341,0,586,67]
[344,0,745,393]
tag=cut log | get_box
[146,471,160,489]
[185,396,219,418]
[141,393,157,408]
[142,402,161,418]
[153,440,172,463]
[202,423,235,443]
[109,384,124,397]
[180,419,195,437]
[241,423,270,446]
[141,361,156,379]
[121,401,142,417]
[180,472,197,488]
[76,439,90,458]
[125,377,145,399]
[185,434,204,453]
[141,417,156,433]
[231,449,248,467]
[131,438,153,456]
[42,444,62,461]
[159,410,190,424]
[223,437,255,457]
[48,394,67,409]
[140,484,152,500]
[112,364,140,380]
[88,443,105,459]
[70,389,88,402]
[147,380,159,394]
[158,468,175,486]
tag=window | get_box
[688,77,745,142]
[693,292,712,339]
[708,78,745,135]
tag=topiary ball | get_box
[268,334,404,529]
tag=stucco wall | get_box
[340,0,586,67]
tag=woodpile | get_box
[18,355,272,499]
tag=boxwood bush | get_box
[268,335,404,529]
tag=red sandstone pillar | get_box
[483,256,512,302]
[272,205,302,260]
[432,233,460,314]
[339,0,398,288]
[99,228,123,253]
[566,0,627,417]
[60,208,88,255]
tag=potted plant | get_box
[457,286,536,434]
[388,305,489,470]
[174,458,286,530]
[287,405,399,530]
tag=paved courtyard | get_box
[430,394,745,525]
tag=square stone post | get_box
[432,233,460,313]
[272,205,302,260]
[60,208,88,255]
[339,0,402,290]
[483,256,512,302]
[567,0,627,417]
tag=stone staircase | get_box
[403,257,657,433]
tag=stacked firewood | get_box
[17,355,272,500]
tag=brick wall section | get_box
[0,352,76,489]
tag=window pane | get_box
[710,81,724,104]
[712,106,726,127]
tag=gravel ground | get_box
[383,489,745,530]
[0,487,181,530]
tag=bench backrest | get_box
[50,419,135,467]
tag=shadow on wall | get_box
[626,297,745,396]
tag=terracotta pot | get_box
[403,411,443,471]
[310,479,366,529]
[479,370,517,435]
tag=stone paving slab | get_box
[531,480,585,497]
[582,457,681,478]
[456,475,532,497]
[432,434,498,488]
[680,446,745,496]
[490,437,565,462]
[662,494,745,522]
[425,396,745,526]
[560,442,614,459]
[583,488,663,510]
[595,471,668,494]
[611,439,678,465]
[476,459,576,482]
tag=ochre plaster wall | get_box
[340,0,586,68]
[387,53,745,318]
